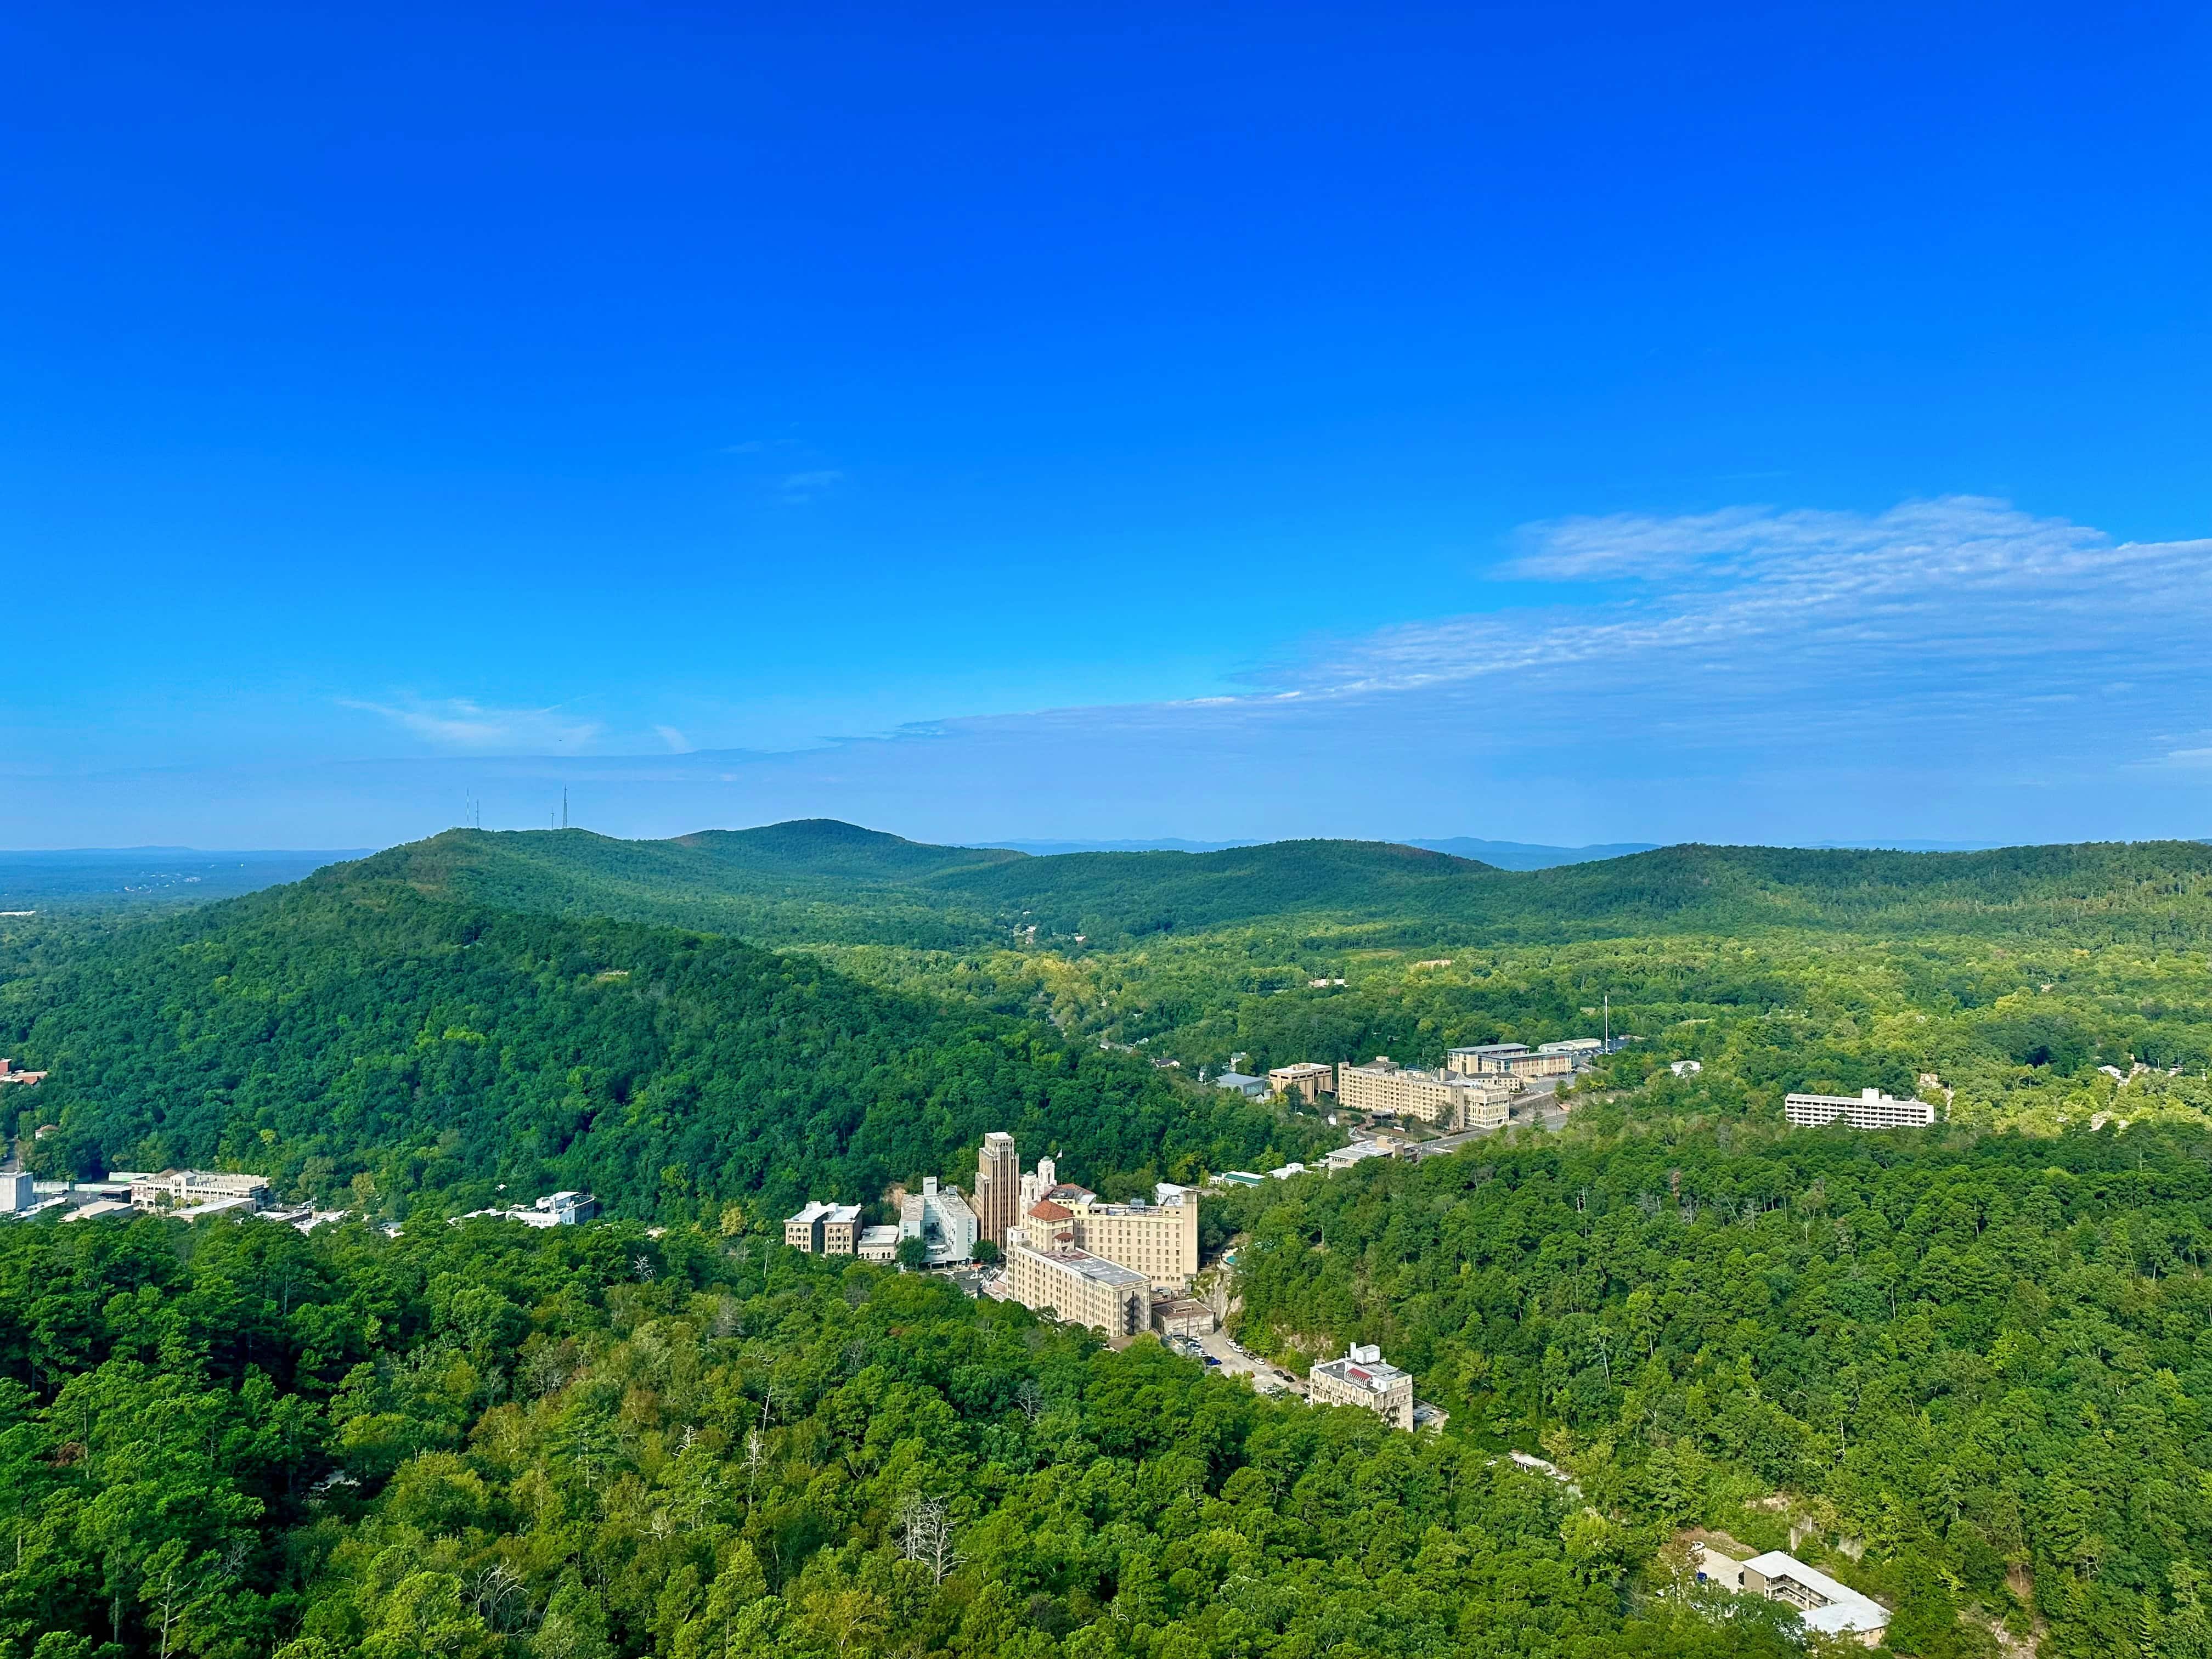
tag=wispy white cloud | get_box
[778,469,845,505]
[340,697,604,753]
[653,725,693,753]
[1250,498,2212,726]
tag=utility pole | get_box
[1603,992,1610,1051]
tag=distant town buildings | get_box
[784,1199,864,1254]
[1335,1058,1514,1130]
[1694,1544,1890,1643]
[0,1058,48,1087]
[1267,1062,1334,1104]
[1308,1342,1415,1430]
[1785,1088,1938,1130]
[899,1176,978,1266]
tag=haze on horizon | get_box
[5,3,2209,853]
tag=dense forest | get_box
[0,878,1315,1220]
[0,1210,1808,1659]
[11,822,2212,1655]
[1216,1121,2212,1659]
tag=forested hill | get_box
[357,822,2212,948]
[0,868,1310,1215]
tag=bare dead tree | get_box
[469,1563,530,1635]
[897,1493,963,1585]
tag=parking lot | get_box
[1181,1327,1304,1396]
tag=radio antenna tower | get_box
[562,787,568,830]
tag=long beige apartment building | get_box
[1003,1230,1151,1339]
[1019,1190,1198,1290]
[1063,1191,1199,1290]
[1335,1058,1514,1131]
[1446,1045,1575,1080]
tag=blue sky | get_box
[4,2,2210,849]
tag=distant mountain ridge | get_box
[340,819,2212,949]
[992,835,1660,868]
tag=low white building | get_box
[856,1224,900,1262]
[453,1191,600,1228]
[1694,1544,1890,1644]
[1785,1088,1937,1130]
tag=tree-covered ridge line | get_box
[1214,1121,2212,1659]
[352,822,2212,949]
[0,1209,1811,1659]
[0,875,1320,1217]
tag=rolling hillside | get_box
[349,821,2212,949]
[0,857,1312,1214]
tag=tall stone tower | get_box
[975,1131,1019,1244]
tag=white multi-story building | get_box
[856,1224,900,1262]
[1335,1058,1514,1129]
[1308,1342,1415,1430]
[899,1177,978,1265]
[2,1171,34,1214]
[129,1170,270,1212]
[1785,1088,1938,1130]
[1002,1227,1150,1339]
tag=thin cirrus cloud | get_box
[339,697,605,753]
[1232,497,2212,761]
[778,469,844,505]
